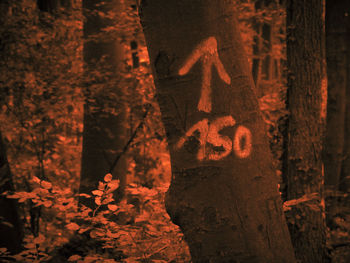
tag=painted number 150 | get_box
[176,116,252,161]
[176,36,253,160]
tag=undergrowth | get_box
[0,173,191,263]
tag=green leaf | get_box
[92,190,103,196]
[95,197,101,205]
[98,182,105,190]
[78,227,90,234]
[32,176,41,184]
[68,255,82,261]
[33,235,45,244]
[18,198,27,203]
[24,242,36,249]
[79,193,91,198]
[66,222,80,231]
[106,230,121,239]
[43,200,53,208]
[107,179,120,192]
[104,173,113,182]
[90,229,105,239]
[107,204,118,211]
[41,180,52,190]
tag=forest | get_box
[0,0,349,262]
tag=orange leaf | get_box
[107,204,118,211]
[104,173,113,182]
[92,190,103,196]
[68,255,82,261]
[66,222,80,231]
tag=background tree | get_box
[324,2,350,259]
[0,0,186,261]
[324,0,350,214]
[251,0,283,98]
[0,130,23,254]
[0,4,23,253]
[3,0,350,261]
[36,0,71,13]
[79,0,129,207]
[284,0,327,262]
[0,0,83,248]
[139,0,296,262]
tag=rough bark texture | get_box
[80,0,127,207]
[252,1,264,93]
[140,1,296,262]
[0,1,23,254]
[0,131,23,253]
[339,3,350,193]
[324,0,350,223]
[324,0,349,193]
[285,0,327,262]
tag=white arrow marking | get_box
[178,37,231,113]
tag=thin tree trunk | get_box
[261,23,272,82]
[252,0,274,98]
[324,0,348,193]
[324,0,350,223]
[36,0,71,13]
[139,1,296,262]
[285,0,327,262]
[340,3,350,193]
[0,1,24,253]
[252,21,263,93]
[80,0,128,207]
[0,131,23,253]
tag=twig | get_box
[108,103,151,173]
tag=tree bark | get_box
[339,3,350,194]
[252,0,276,98]
[0,1,23,254]
[324,0,350,223]
[79,0,128,207]
[37,0,71,13]
[324,0,349,194]
[139,1,296,262]
[252,16,263,93]
[285,0,327,262]
[0,131,23,253]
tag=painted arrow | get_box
[178,37,231,113]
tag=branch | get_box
[108,103,151,174]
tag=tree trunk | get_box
[324,0,350,223]
[339,3,350,194]
[252,17,263,93]
[0,1,23,253]
[0,131,23,253]
[252,0,275,98]
[36,0,71,13]
[324,0,349,194]
[139,1,296,262]
[285,0,327,262]
[79,0,128,207]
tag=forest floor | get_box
[327,192,350,263]
[1,179,350,262]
